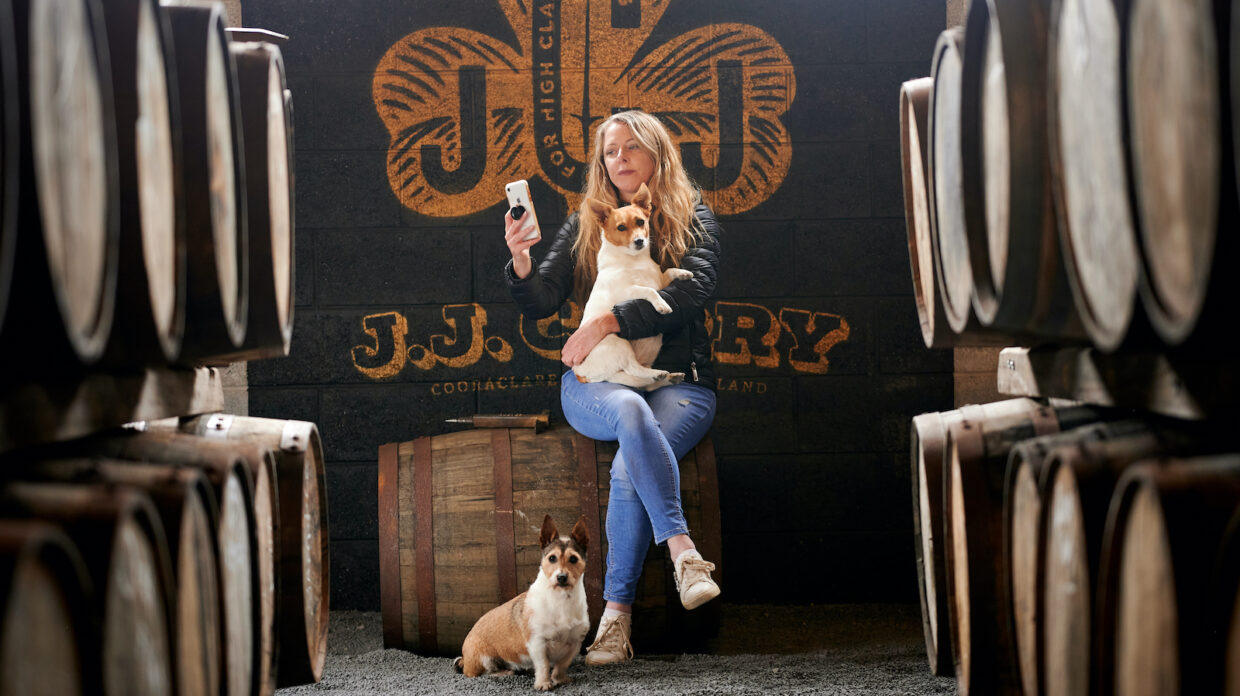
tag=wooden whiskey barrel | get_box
[0,520,93,696]
[131,422,282,696]
[911,398,1048,677]
[51,429,265,696]
[1128,0,1238,346]
[163,2,248,361]
[0,482,174,696]
[378,425,722,657]
[928,27,976,336]
[0,0,120,369]
[0,0,16,334]
[902,76,948,349]
[944,400,1105,695]
[12,460,222,696]
[214,41,293,363]
[1038,425,1215,696]
[1105,457,1240,695]
[917,51,1011,347]
[1003,421,1141,696]
[962,0,1082,340]
[151,414,326,688]
[1047,0,1142,352]
[97,0,186,366]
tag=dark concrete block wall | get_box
[244,0,950,610]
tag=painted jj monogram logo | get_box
[373,0,796,216]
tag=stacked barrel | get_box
[904,0,1240,694]
[0,415,329,695]
[911,398,1240,695]
[0,0,324,693]
[902,0,1237,352]
[0,0,295,374]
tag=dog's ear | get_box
[585,198,613,226]
[570,515,589,553]
[539,514,558,548]
[631,183,652,214]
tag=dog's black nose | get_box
[633,237,645,249]
[556,573,568,585]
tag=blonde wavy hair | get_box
[572,110,703,303]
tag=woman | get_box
[504,110,722,665]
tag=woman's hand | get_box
[561,312,620,367]
[504,210,540,279]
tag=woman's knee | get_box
[609,391,657,433]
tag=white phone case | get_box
[505,179,541,242]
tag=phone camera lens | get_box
[511,205,526,220]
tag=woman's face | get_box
[602,122,656,203]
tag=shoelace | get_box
[675,557,716,591]
[587,617,634,659]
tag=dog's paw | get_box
[665,372,684,385]
[652,299,673,314]
[554,676,574,687]
[534,679,555,691]
[667,268,694,281]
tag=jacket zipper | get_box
[689,315,699,382]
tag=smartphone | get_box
[505,179,541,242]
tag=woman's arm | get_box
[611,203,721,339]
[506,214,580,320]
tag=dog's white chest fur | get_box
[584,252,666,320]
[522,572,589,666]
[575,241,692,390]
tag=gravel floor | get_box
[277,605,957,695]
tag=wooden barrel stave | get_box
[0,482,174,695]
[379,425,721,658]
[0,0,121,370]
[97,0,186,366]
[163,2,248,361]
[0,520,93,696]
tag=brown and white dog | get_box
[453,515,590,691]
[573,182,694,390]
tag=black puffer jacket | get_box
[505,203,722,390]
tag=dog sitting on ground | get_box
[453,515,591,691]
[573,182,694,390]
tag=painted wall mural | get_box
[372,0,796,216]
[351,301,851,388]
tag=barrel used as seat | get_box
[378,425,722,657]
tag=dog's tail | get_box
[452,656,464,673]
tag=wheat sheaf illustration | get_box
[373,0,796,216]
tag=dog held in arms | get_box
[453,515,591,691]
[573,182,695,390]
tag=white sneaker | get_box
[674,549,721,610]
[584,613,634,666]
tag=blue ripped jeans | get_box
[560,369,717,605]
